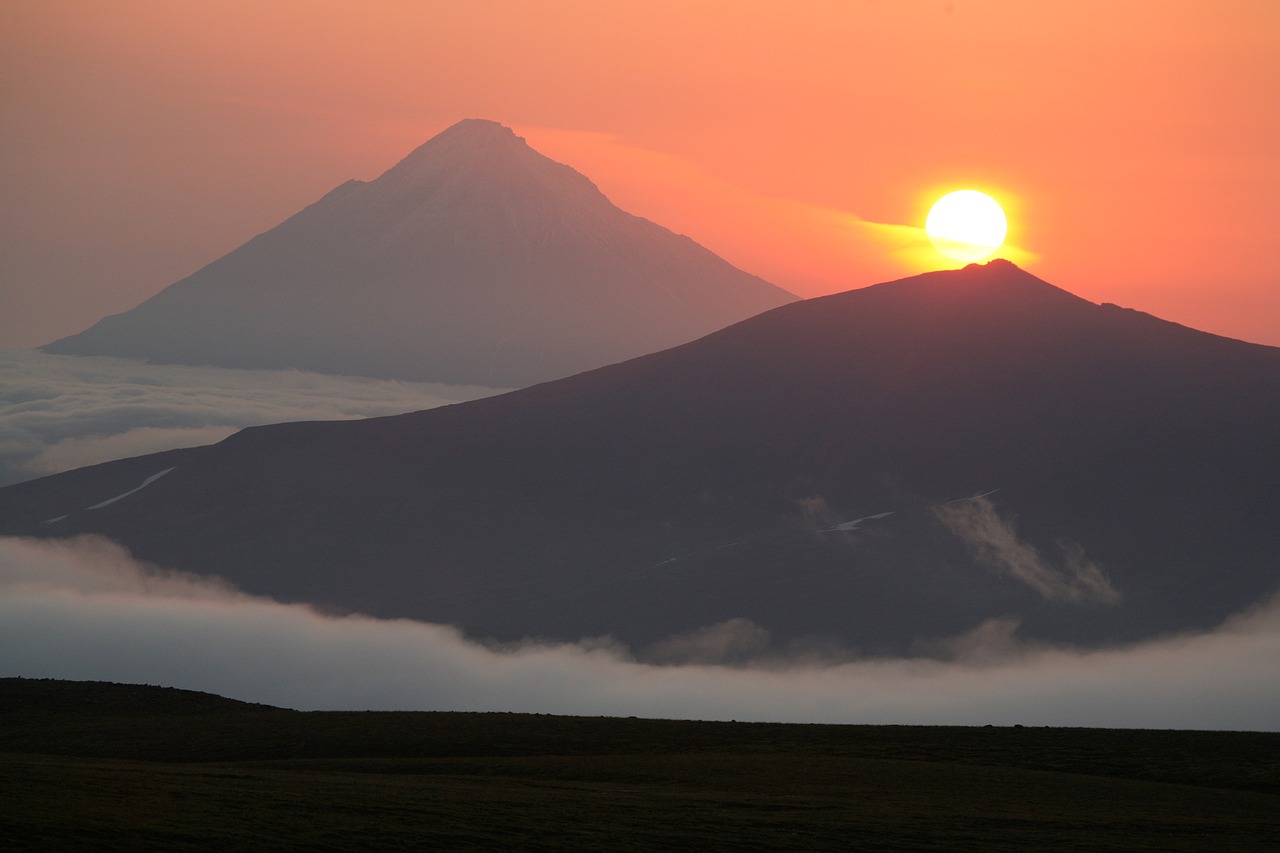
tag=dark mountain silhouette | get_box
[43,119,796,386]
[8,261,1279,654]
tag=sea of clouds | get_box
[0,349,506,486]
[2,534,1277,730]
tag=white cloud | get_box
[0,349,507,485]
[644,617,772,665]
[2,535,1276,730]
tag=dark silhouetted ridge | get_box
[13,261,1280,652]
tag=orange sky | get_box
[3,0,1278,347]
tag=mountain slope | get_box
[9,261,1280,653]
[44,119,796,386]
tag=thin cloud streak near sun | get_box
[2,535,1276,731]
[522,125,1040,290]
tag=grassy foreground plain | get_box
[2,679,1277,851]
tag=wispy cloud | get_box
[857,219,1040,271]
[2,535,1275,730]
[936,496,1121,605]
[521,125,1039,298]
[0,350,507,486]
[644,618,772,666]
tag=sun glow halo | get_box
[925,190,1008,263]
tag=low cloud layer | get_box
[2,535,1276,730]
[0,349,506,486]
[936,496,1121,605]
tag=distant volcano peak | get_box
[43,118,796,386]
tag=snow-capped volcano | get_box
[45,119,796,386]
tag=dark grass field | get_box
[2,679,1277,850]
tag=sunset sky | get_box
[4,0,1278,349]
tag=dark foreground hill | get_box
[2,679,1278,851]
[4,260,1280,653]
[43,119,795,387]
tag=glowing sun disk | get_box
[925,190,1008,262]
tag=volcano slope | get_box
[5,260,1279,655]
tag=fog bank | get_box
[2,535,1276,730]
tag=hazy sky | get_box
[3,1,1278,349]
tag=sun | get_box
[925,190,1008,263]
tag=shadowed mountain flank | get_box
[10,261,1280,652]
[44,119,796,386]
